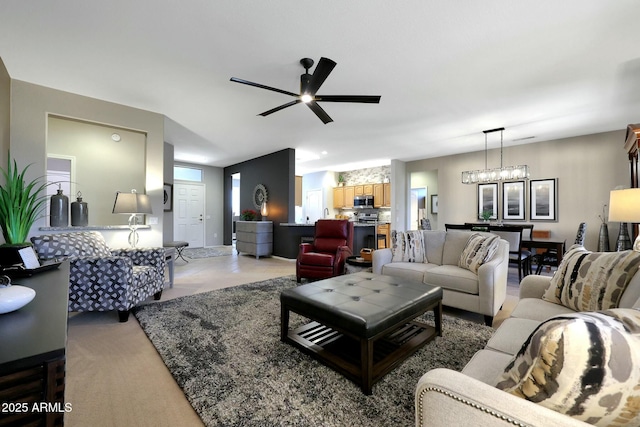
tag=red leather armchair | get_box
[296,219,354,282]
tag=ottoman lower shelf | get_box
[284,319,438,392]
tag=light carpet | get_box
[182,246,234,259]
[133,276,494,427]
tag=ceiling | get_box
[1,1,639,175]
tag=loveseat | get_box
[31,231,166,322]
[416,245,640,427]
[372,230,509,325]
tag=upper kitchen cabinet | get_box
[354,184,374,196]
[295,175,302,206]
[344,186,355,207]
[374,183,391,208]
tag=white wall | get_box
[404,130,628,251]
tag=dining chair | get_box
[534,222,586,274]
[489,225,529,281]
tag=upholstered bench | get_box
[280,272,442,394]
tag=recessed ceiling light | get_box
[321,151,328,155]
[111,133,121,142]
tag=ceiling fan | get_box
[230,57,381,124]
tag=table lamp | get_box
[113,189,152,247]
[608,188,640,251]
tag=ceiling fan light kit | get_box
[461,127,531,184]
[230,57,381,124]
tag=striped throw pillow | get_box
[390,230,425,263]
[458,233,499,273]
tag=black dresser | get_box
[0,261,70,426]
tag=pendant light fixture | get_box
[461,127,530,184]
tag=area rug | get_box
[133,276,494,427]
[182,246,234,259]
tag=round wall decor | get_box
[253,184,268,210]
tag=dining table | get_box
[521,237,566,266]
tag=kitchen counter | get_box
[278,222,380,259]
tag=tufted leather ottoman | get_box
[281,272,442,394]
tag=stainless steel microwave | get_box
[354,195,374,209]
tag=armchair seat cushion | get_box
[299,252,335,267]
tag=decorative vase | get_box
[50,187,69,227]
[0,276,36,314]
[71,192,89,226]
[616,223,632,251]
[598,223,610,252]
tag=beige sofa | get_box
[415,261,640,427]
[372,230,509,325]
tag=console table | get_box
[236,221,273,259]
[0,261,70,426]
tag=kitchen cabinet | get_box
[383,183,391,207]
[333,187,344,208]
[378,223,390,248]
[344,186,355,207]
[354,185,364,196]
[373,183,391,207]
[295,175,302,206]
[363,184,373,195]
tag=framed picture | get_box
[431,194,438,214]
[502,181,525,220]
[477,183,498,220]
[163,183,173,212]
[530,178,557,221]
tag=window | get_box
[174,166,202,182]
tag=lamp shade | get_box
[112,191,153,214]
[608,189,640,223]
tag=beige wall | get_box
[9,80,165,247]
[405,130,629,251]
[0,58,9,169]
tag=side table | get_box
[164,247,176,288]
[345,255,372,274]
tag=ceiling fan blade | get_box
[306,101,333,124]
[315,95,381,103]
[306,57,336,95]
[230,77,298,98]
[258,100,301,117]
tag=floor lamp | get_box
[112,190,153,247]
[608,188,640,251]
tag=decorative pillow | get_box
[458,233,499,273]
[390,230,425,263]
[542,245,640,311]
[31,231,112,259]
[494,309,640,427]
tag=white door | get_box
[305,189,323,223]
[174,182,205,248]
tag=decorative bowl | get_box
[0,276,36,314]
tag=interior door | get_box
[305,189,323,223]
[174,182,205,248]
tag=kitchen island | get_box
[279,222,382,259]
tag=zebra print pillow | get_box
[458,233,499,273]
[390,230,425,263]
[542,245,640,311]
[494,309,640,426]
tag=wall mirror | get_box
[46,115,146,226]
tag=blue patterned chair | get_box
[31,231,165,322]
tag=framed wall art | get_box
[530,178,557,221]
[163,183,173,212]
[502,181,525,220]
[431,194,438,214]
[477,183,498,220]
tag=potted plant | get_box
[480,210,492,222]
[0,156,49,266]
[338,175,345,187]
[240,209,258,221]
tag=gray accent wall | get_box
[223,149,295,256]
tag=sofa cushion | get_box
[494,309,640,427]
[458,233,500,274]
[381,261,434,283]
[462,349,515,385]
[423,230,446,265]
[509,298,577,323]
[425,265,479,294]
[390,230,425,263]
[485,317,542,355]
[542,245,640,311]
